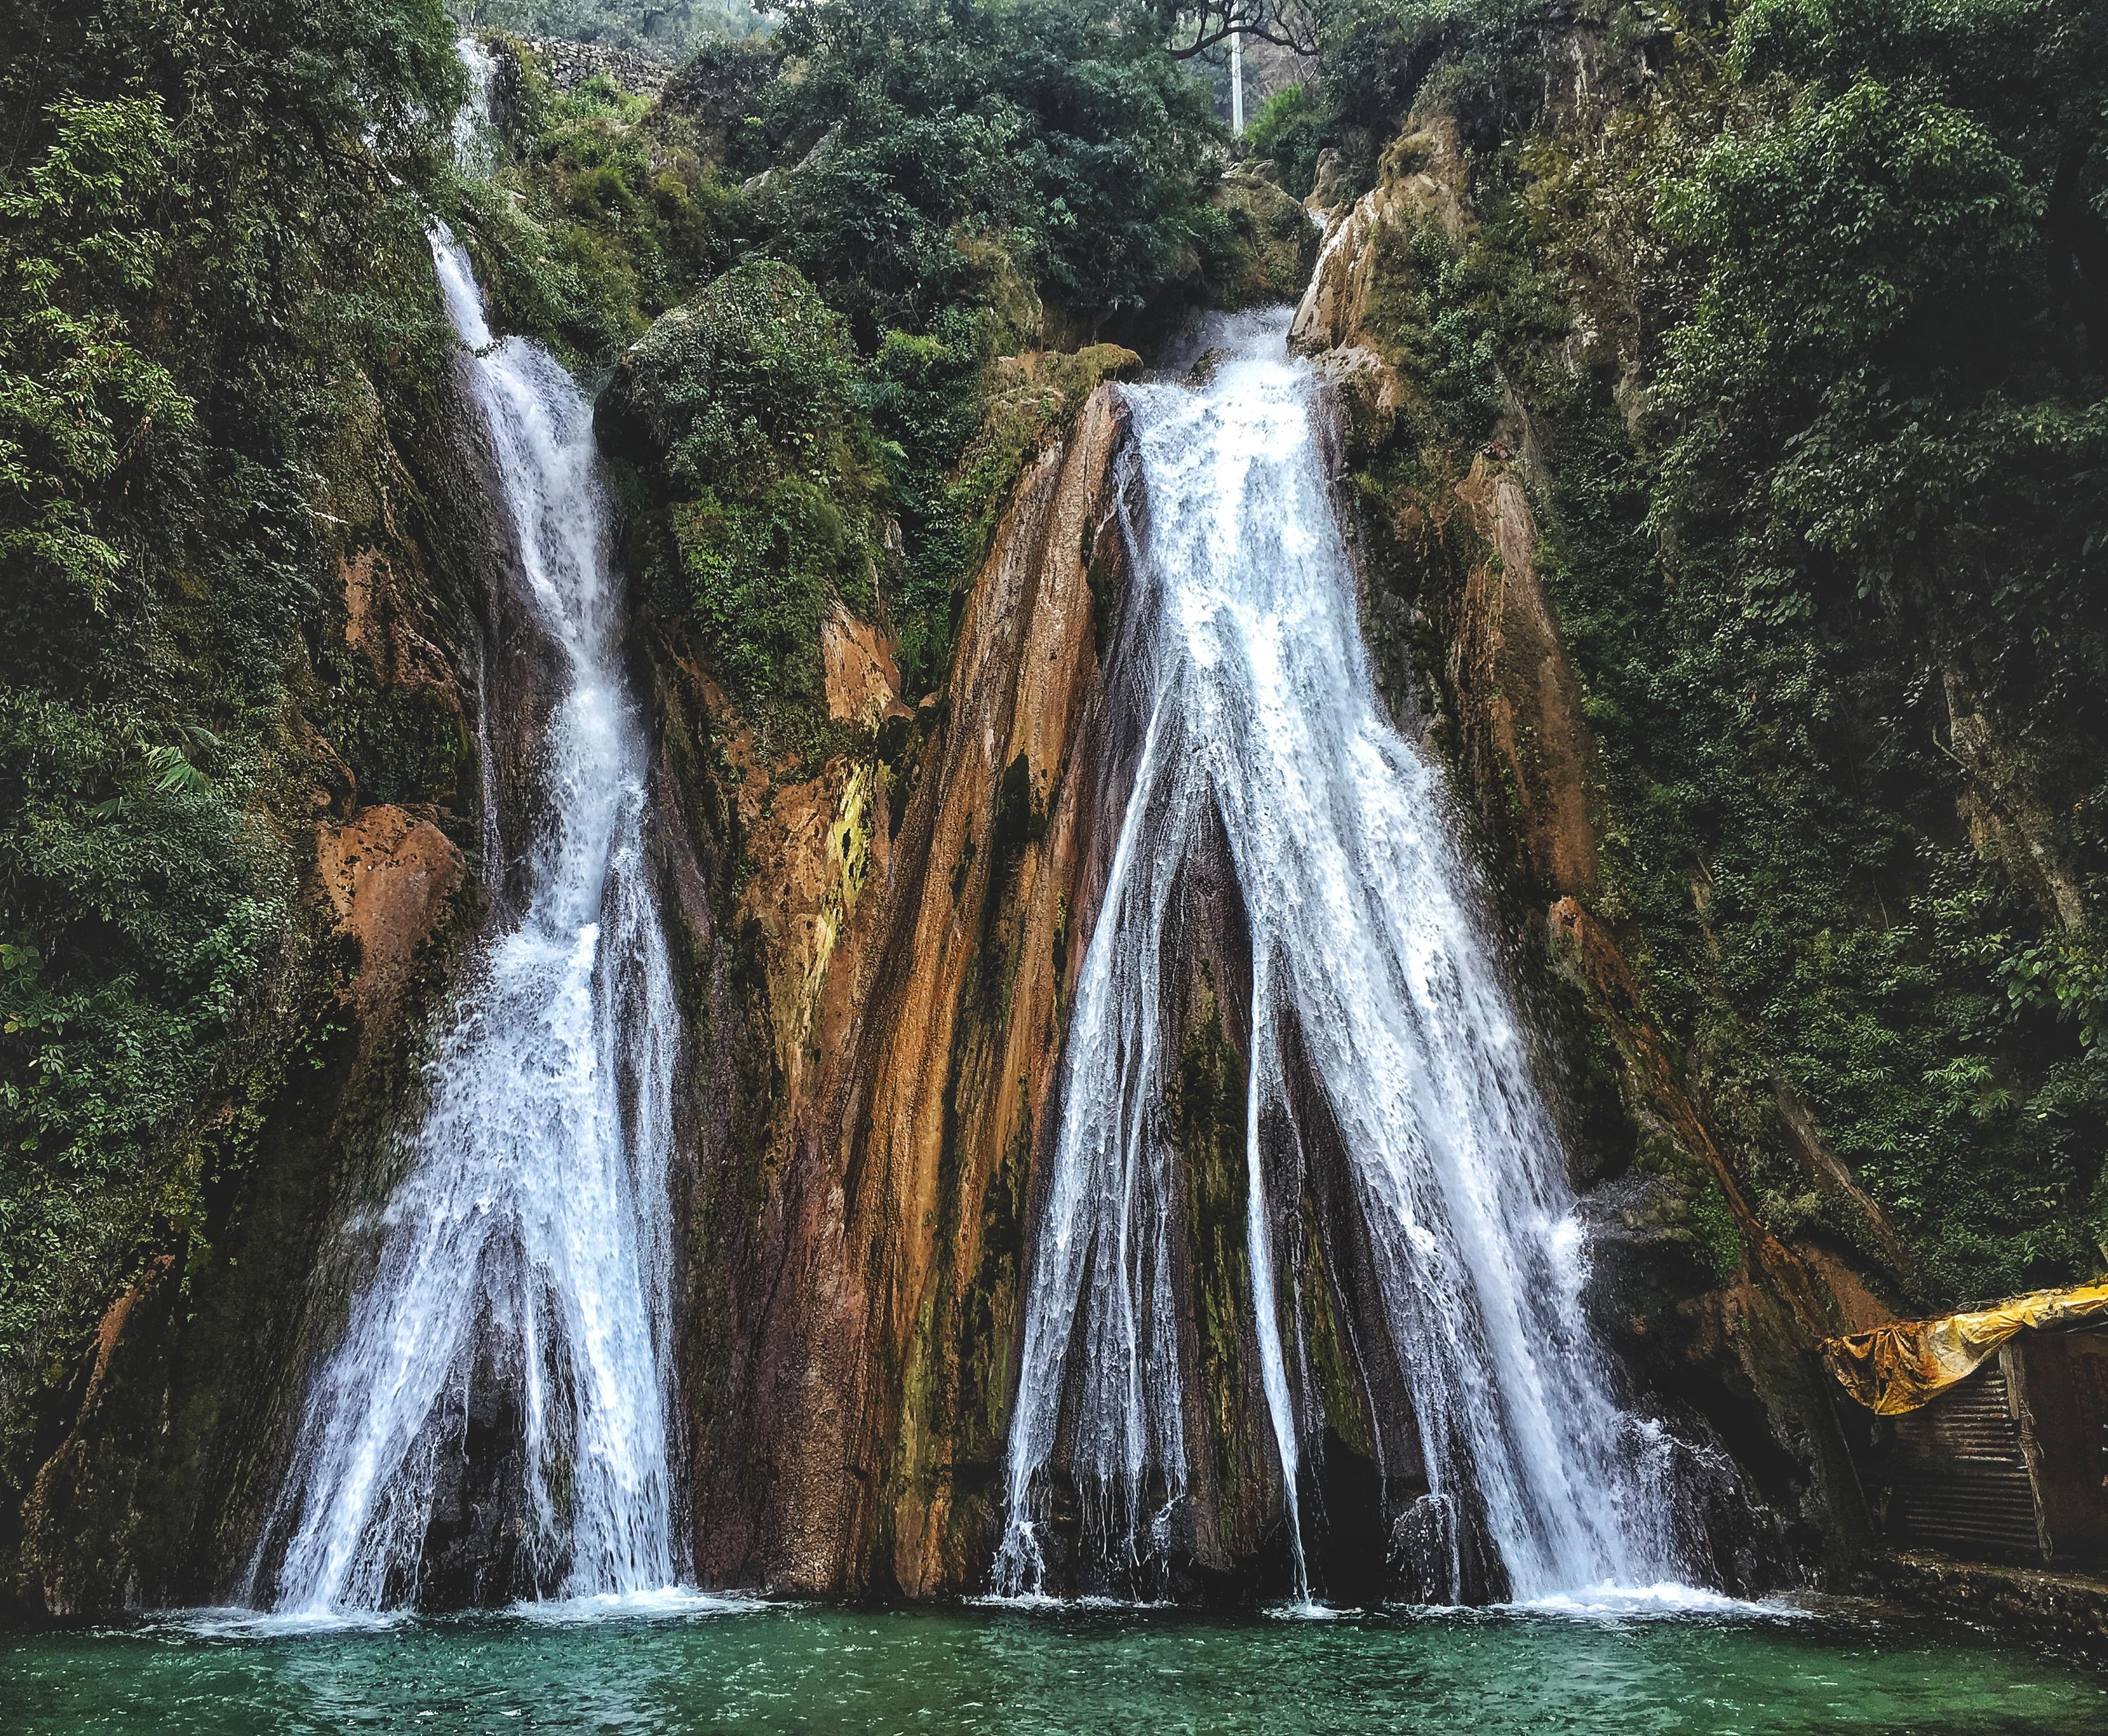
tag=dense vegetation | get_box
[0,0,467,1431]
[599,258,889,714]
[1268,0,2108,1303]
[454,0,768,58]
[457,0,1262,719]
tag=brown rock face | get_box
[1453,464,1598,898]
[668,387,1134,1595]
[1290,119,1471,427]
[640,385,1138,1592]
[821,603,914,733]
[317,806,466,1021]
[342,545,459,703]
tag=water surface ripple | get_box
[7,1604,2098,1735]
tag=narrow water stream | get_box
[997,311,1708,1603]
[253,224,684,1615]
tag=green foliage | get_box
[1337,198,1514,445]
[1249,0,1557,193]
[1246,82,1328,196]
[556,0,1238,715]
[458,52,751,365]
[454,0,768,56]
[1211,169,1322,306]
[0,99,194,608]
[1340,0,1551,145]
[606,259,885,725]
[613,250,1124,720]
[465,5,1214,714]
[0,0,463,1404]
[1654,0,2108,701]
[748,0,1231,332]
[860,313,995,693]
[2000,929,2108,1051]
[1629,0,2108,1297]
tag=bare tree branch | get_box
[1158,0,1324,61]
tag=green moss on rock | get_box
[600,259,886,739]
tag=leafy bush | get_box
[458,52,752,366]
[1248,0,1558,196]
[602,260,885,725]
[453,0,769,57]
[1246,83,1327,197]
[744,0,1231,334]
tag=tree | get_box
[1156,0,1325,58]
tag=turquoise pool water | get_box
[5,1595,2098,1734]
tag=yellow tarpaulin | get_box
[1821,1281,2108,1416]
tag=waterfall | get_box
[451,37,500,178]
[255,216,684,1614]
[995,310,1700,1606]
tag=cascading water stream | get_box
[254,196,684,1610]
[995,310,1703,1606]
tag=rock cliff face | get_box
[636,386,1135,1595]
[639,362,1422,1602]
[6,80,1923,1606]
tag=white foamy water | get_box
[253,218,684,1615]
[451,37,500,176]
[995,310,1710,1605]
[1514,1583,1804,1621]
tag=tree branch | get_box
[1161,0,1322,62]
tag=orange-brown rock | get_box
[720,703,889,1109]
[682,386,1134,1595]
[1454,462,1599,898]
[316,805,465,1020]
[342,545,458,702]
[1291,119,1470,423]
[821,603,914,733]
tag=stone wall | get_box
[516,34,672,98]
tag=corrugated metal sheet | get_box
[1888,1363,2045,1561]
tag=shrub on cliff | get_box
[454,0,769,58]
[1657,0,2108,689]
[456,49,752,365]
[1210,170,1322,306]
[601,259,887,724]
[1634,0,2108,1295]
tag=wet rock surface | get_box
[1867,1551,2108,1654]
[663,388,1136,1597]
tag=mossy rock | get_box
[1213,170,1321,308]
[599,260,884,727]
